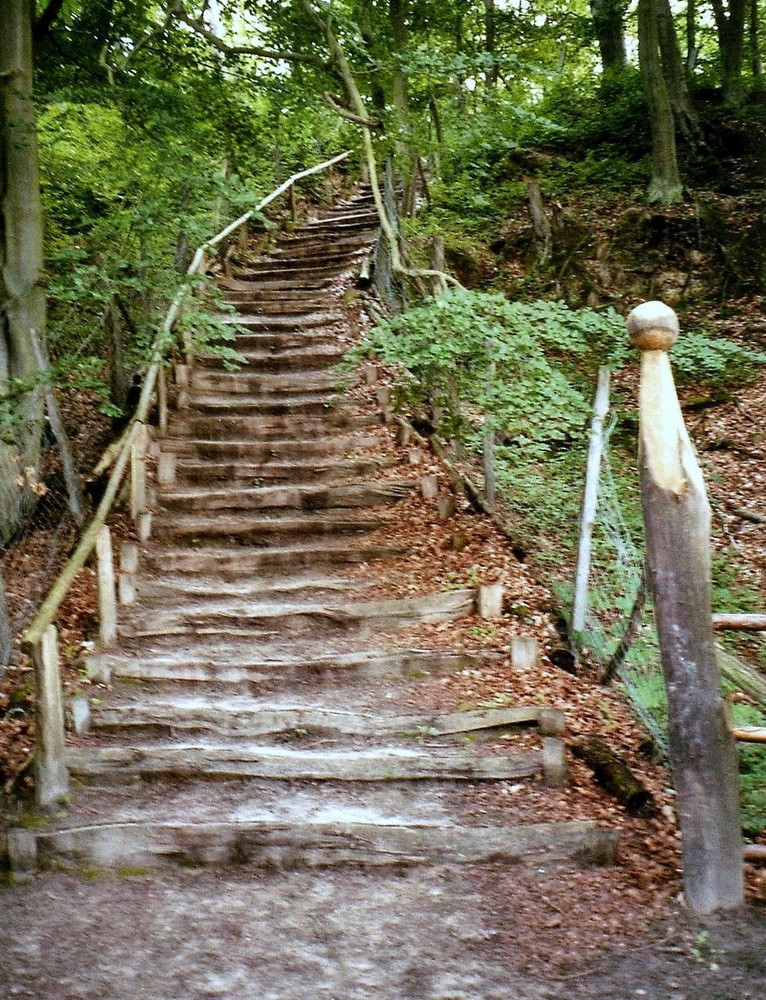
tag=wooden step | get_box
[159,480,414,512]
[160,434,379,461]
[173,457,385,485]
[141,541,406,576]
[119,590,475,639]
[165,414,376,441]
[67,741,544,784]
[8,818,616,873]
[87,648,496,688]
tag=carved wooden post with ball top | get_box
[630,300,743,914]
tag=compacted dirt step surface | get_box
[2,187,765,999]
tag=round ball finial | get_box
[627,301,679,352]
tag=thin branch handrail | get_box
[21,149,351,652]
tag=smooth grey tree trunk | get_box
[0,0,46,542]
[590,0,628,72]
[638,0,684,203]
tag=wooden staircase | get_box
[8,188,617,873]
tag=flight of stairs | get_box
[7,188,617,873]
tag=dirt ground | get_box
[1,866,764,999]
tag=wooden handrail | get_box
[21,150,351,653]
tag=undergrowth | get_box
[353,287,766,837]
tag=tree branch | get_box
[323,92,379,127]
[173,8,337,75]
[33,0,67,43]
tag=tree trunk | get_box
[686,0,698,71]
[389,0,417,216]
[711,0,748,104]
[638,0,684,204]
[484,0,498,87]
[657,0,700,141]
[0,0,46,542]
[629,302,743,914]
[357,0,387,112]
[750,0,764,77]
[590,0,627,72]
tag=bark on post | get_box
[32,625,69,810]
[629,300,743,913]
[571,366,611,657]
[95,525,117,646]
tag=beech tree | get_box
[0,0,47,542]
[638,0,684,203]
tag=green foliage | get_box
[354,289,624,456]
[670,332,766,387]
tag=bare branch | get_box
[173,8,336,74]
[323,92,379,127]
[33,0,66,43]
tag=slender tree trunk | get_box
[750,0,764,77]
[0,0,46,543]
[638,0,684,204]
[389,0,418,216]
[686,0,698,71]
[657,0,700,141]
[590,0,628,72]
[358,0,387,112]
[711,0,748,104]
[484,0,498,88]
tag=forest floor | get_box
[1,187,765,998]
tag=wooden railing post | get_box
[571,366,611,651]
[95,525,117,646]
[629,301,743,914]
[32,625,69,809]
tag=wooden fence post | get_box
[629,301,743,914]
[32,625,69,809]
[157,365,169,434]
[571,366,611,656]
[95,525,117,646]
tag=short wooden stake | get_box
[157,366,169,434]
[437,496,456,519]
[375,386,391,421]
[130,424,148,521]
[157,452,177,488]
[95,525,117,647]
[120,542,139,575]
[629,300,743,914]
[32,626,69,810]
[120,543,138,600]
[538,707,566,736]
[70,693,91,736]
[408,447,424,465]
[420,474,439,500]
[476,583,503,619]
[542,737,568,787]
[510,635,539,671]
[175,364,190,410]
[137,511,152,543]
[362,362,378,385]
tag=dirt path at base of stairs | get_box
[1,867,765,999]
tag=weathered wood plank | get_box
[67,744,543,783]
[12,819,618,873]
